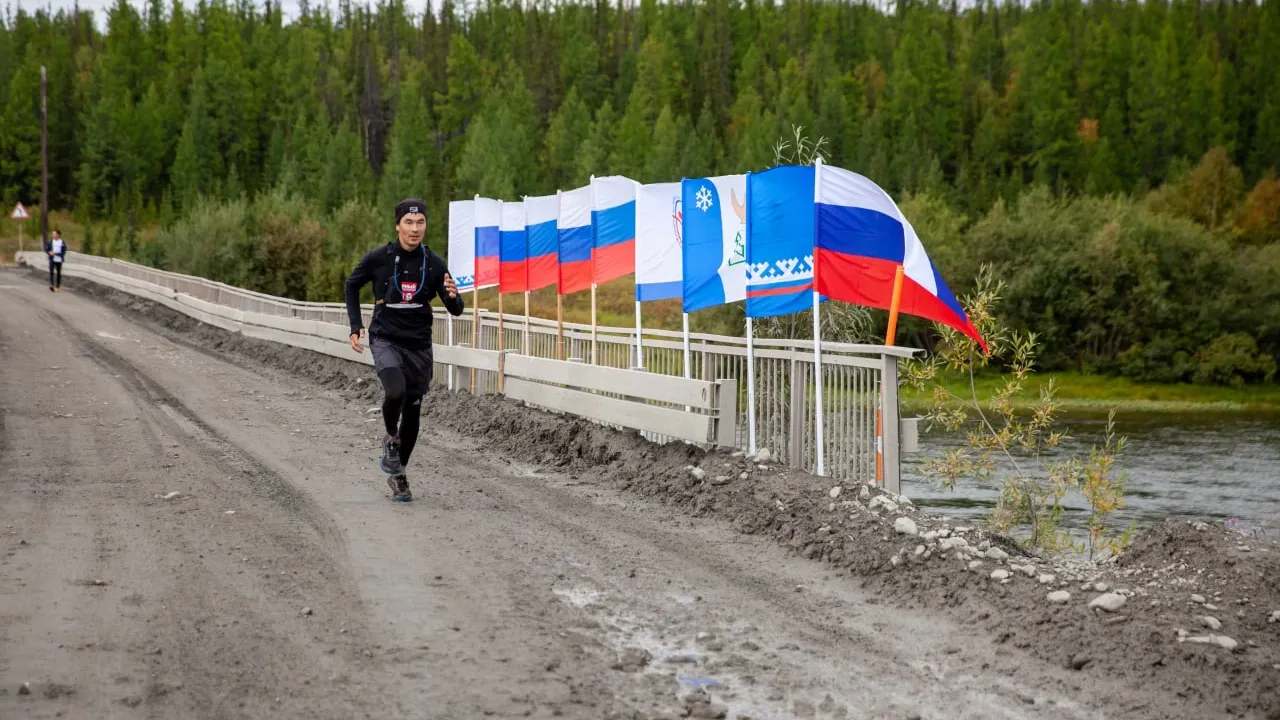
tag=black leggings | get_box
[49,262,62,287]
[378,367,423,466]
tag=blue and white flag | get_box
[745,165,817,318]
[448,200,475,291]
[681,174,748,313]
[635,182,682,302]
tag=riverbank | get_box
[903,371,1280,413]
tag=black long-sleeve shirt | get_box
[344,242,465,349]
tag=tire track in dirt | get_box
[42,306,351,561]
[1,287,405,720]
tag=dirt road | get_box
[0,269,1255,719]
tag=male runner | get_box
[46,229,66,291]
[345,199,464,501]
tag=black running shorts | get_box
[370,336,434,396]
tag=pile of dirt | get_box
[69,272,1280,718]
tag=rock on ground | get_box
[1089,593,1127,613]
[1186,635,1239,651]
[1047,591,1072,605]
[868,496,899,514]
[986,547,1010,562]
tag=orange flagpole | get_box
[877,265,906,486]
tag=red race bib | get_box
[399,281,419,300]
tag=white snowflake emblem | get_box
[695,185,714,212]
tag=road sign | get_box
[10,203,28,220]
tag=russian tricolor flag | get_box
[474,197,500,289]
[590,175,636,286]
[814,163,985,349]
[558,186,592,295]
[498,201,527,294]
[524,194,558,291]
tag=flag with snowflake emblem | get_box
[680,174,747,313]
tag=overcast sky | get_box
[15,0,904,28]
[13,0,318,25]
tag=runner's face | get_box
[397,213,425,250]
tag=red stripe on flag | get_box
[815,249,985,350]
[475,256,499,287]
[745,281,814,298]
[592,238,635,285]
[527,254,557,292]
[559,259,592,295]
[499,260,528,294]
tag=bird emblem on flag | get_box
[729,188,746,267]
[672,197,683,246]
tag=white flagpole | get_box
[812,157,825,477]
[447,313,454,391]
[521,195,530,356]
[634,300,644,369]
[682,311,692,413]
[746,315,757,455]
[555,190,565,361]
[812,292,824,477]
[682,312,691,379]
[589,175,598,365]
[633,179,643,370]
[497,199,505,357]
[471,193,481,395]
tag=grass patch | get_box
[902,371,1280,412]
[0,209,85,263]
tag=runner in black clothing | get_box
[345,198,464,501]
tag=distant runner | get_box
[46,229,66,292]
[345,199,464,501]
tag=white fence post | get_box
[880,353,901,495]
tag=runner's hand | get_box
[443,273,458,298]
[350,328,365,354]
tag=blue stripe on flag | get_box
[636,280,682,302]
[527,220,557,258]
[558,225,592,264]
[476,225,499,259]
[500,229,527,262]
[929,260,969,324]
[592,202,636,248]
[815,203,905,263]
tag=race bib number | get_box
[399,281,418,300]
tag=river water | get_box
[902,412,1280,538]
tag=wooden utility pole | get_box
[40,65,49,247]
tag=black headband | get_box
[395,198,427,226]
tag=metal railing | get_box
[25,252,917,491]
